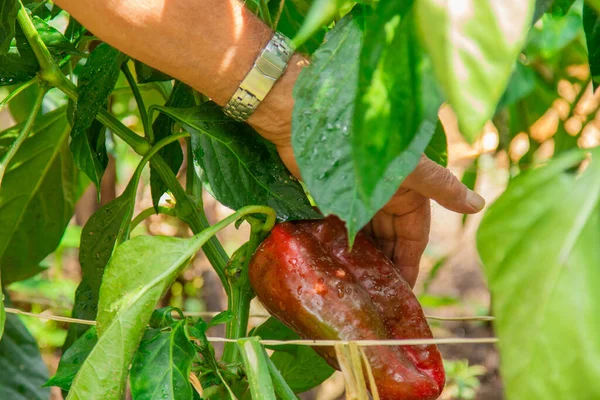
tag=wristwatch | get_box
[223,32,295,122]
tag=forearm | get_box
[53,0,302,147]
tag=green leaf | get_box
[496,61,536,111]
[0,309,50,399]
[416,0,535,140]
[0,52,38,86]
[477,148,600,399]
[207,310,233,328]
[354,2,440,199]
[155,102,319,221]
[67,204,257,400]
[292,0,349,47]
[252,317,334,392]
[275,0,326,54]
[71,43,127,190]
[238,337,276,400]
[425,121,448,167]
[64,146,145,349]
[67,236,200,399]
[0,0,18,54]
[148,307,182,329]
[130,321,196,400]
[526,8,584,59]
[0,109,76,285]
[550,0,576,16]
[46,327,98,391]
[293,11,437,240]
[149,81,195,210]
[584,3,600,90]
[134,60,173,83]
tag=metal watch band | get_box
[223,32,295,122]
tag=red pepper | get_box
[249,216,445,400]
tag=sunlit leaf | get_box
[478,148,600,399]
[416,0,535,140]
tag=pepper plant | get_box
[0,0,599,399]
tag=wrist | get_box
[247,54,308,147]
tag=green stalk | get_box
[222,217,274,364]
[266,352,298,400]
[121,63,153,142]
[0,79,37,111]
[16,3,55,74]
[130,206,177,230]
[0,88,47,190]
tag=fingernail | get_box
[467,190,485,211]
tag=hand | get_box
[363,156,485,287]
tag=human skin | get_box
[53,0,486,286]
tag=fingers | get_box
[368,196,430,288]
[402,156,485,214]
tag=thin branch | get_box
[121,63,153,142]
[0,88,47,189]
[0,79,37,111]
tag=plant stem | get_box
[266,353,298,400]
[0,88,47,189]
[222,217,273,363]
[16,3,55,73]
[121,63,153,142]
[0,79,37,111]
[131,206,177,230]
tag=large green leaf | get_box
[584,3,600,90]
[416,0,535,140]
[292,11,437,240]
[64,145,146,349]
[154,102,319,221]
[354,3,441,198]
[67,236,200,399]
[130,321,196,400]
[0,109,76,284]
[0,310,50,399]
[477,148,600,399]
[71,43,127,190]
[0,0,19,54]
[149,81,195,210]
[67,205,256,400]
[252,317,334,393]
[47,327,98,391]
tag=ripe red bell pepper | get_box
[249,216,445,400]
